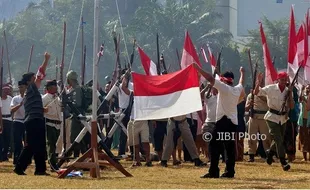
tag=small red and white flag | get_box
[180,31,201,69]
[259,21,277,85]
[206,44,217,73]
[137,47,158,76]
[132,64,202,121]
[287,5,297,79]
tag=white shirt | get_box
[118,82,133,109]
[1,96,12,121]
[42,93,62,129]
[11,95,25,122]
[205,94,217,123]
[257,84,289,125]
[213,79,243,125]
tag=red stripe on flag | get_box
[288,5,297,64]
[132,64,199,96]
[138,47,152,75]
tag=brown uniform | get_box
[246,94,271,155]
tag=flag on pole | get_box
[206,44,217,73]
[132,64,202,121]
[287,5,298,80]
[259,21,277,85]
[180,31,201,69]
[137,47,158,76]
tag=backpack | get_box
[81,86,93,113]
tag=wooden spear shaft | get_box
[27,45,34,72]
[3,31,11,84]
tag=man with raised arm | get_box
[14,52,50,176]
[194,63,245,178]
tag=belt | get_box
[252,110,267,115]
[45,118,61,125]
[269,108,287,116]
[2,114,11,118]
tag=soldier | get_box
[10,80,27,165]
[42,80,62,171]
[245,81,270,162]
[66,70,88,158]
[0,84,13,161]
[254,72,294,171]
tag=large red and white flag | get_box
[259,21,277,85]
[180,31,201,69]
[132,64,202,121]
[138,47,158,76]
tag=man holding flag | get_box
[193,63,245,178]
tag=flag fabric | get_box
[132,64,202,121]
[303,9,310,81]
[206,44,217,73]
[259,21,278,85]
[180,31,201,69]
[137,47,158,76]
[287,5,298,80]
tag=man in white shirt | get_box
[254,72,294,171]
[194,63,244,178]
[11,80,26,165]
[42,80,62,171]
[1,84,13,161]
[117,69,134,157]
[121,76,152,167]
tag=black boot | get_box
[266,150,275,165]
[280,158,291,171]
[194,158,207,167]
[248,154,254,162]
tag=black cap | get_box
[45,79,57,87]
[18,80,27,86]
[22,72,35,82]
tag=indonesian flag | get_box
[132,64,202,121]
[137,47,158,76]
[180,31,201,69]
[259,21,277,85]
[304,9,310,81]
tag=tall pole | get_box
[27,45,34,72]
[81,16,85,85]
[3,31,11,84]
[91,0,100,178]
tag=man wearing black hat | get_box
[14,52,50,175]
[10,80,27,165]
[42,80,61,171]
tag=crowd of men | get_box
[0,52,309,178]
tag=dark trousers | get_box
[153,121,168,152]
[284,120,298,156]
[183,118,197,161]
[15,118,47,173]
[70,117,87,157]
[209,116,236,176]
[103,119,115,150]
[13,121,25,164]
[0,120,12,160]
[46,125,60,169]
[118,115,129,156]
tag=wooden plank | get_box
[72,162,96,169]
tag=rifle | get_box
[249,60,258,118]
[81,16,84,85]
[27,45,34,72]
[0,46,3,98]
[81,45,86,85]
[279,65,302,116]
[160,54,168,74]
[3,31,11,84]
[156,33,161,75]
[129,39,136,70]
[205,47,223,99]
[55,57,58,81]
[176,48,181,70]
[248,49,253,81]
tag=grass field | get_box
[1,152,310,189]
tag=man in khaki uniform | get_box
[160,115,206,167]
[245,90,271,162]
[254,72,294,171]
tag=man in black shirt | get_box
[14,52,50,175]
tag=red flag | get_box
[180,31,201,69]
[137,47,157,76]
[288,5,296,64]
[206,44,216,73]
[259,21,277,85]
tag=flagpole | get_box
[90,0,100,178]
